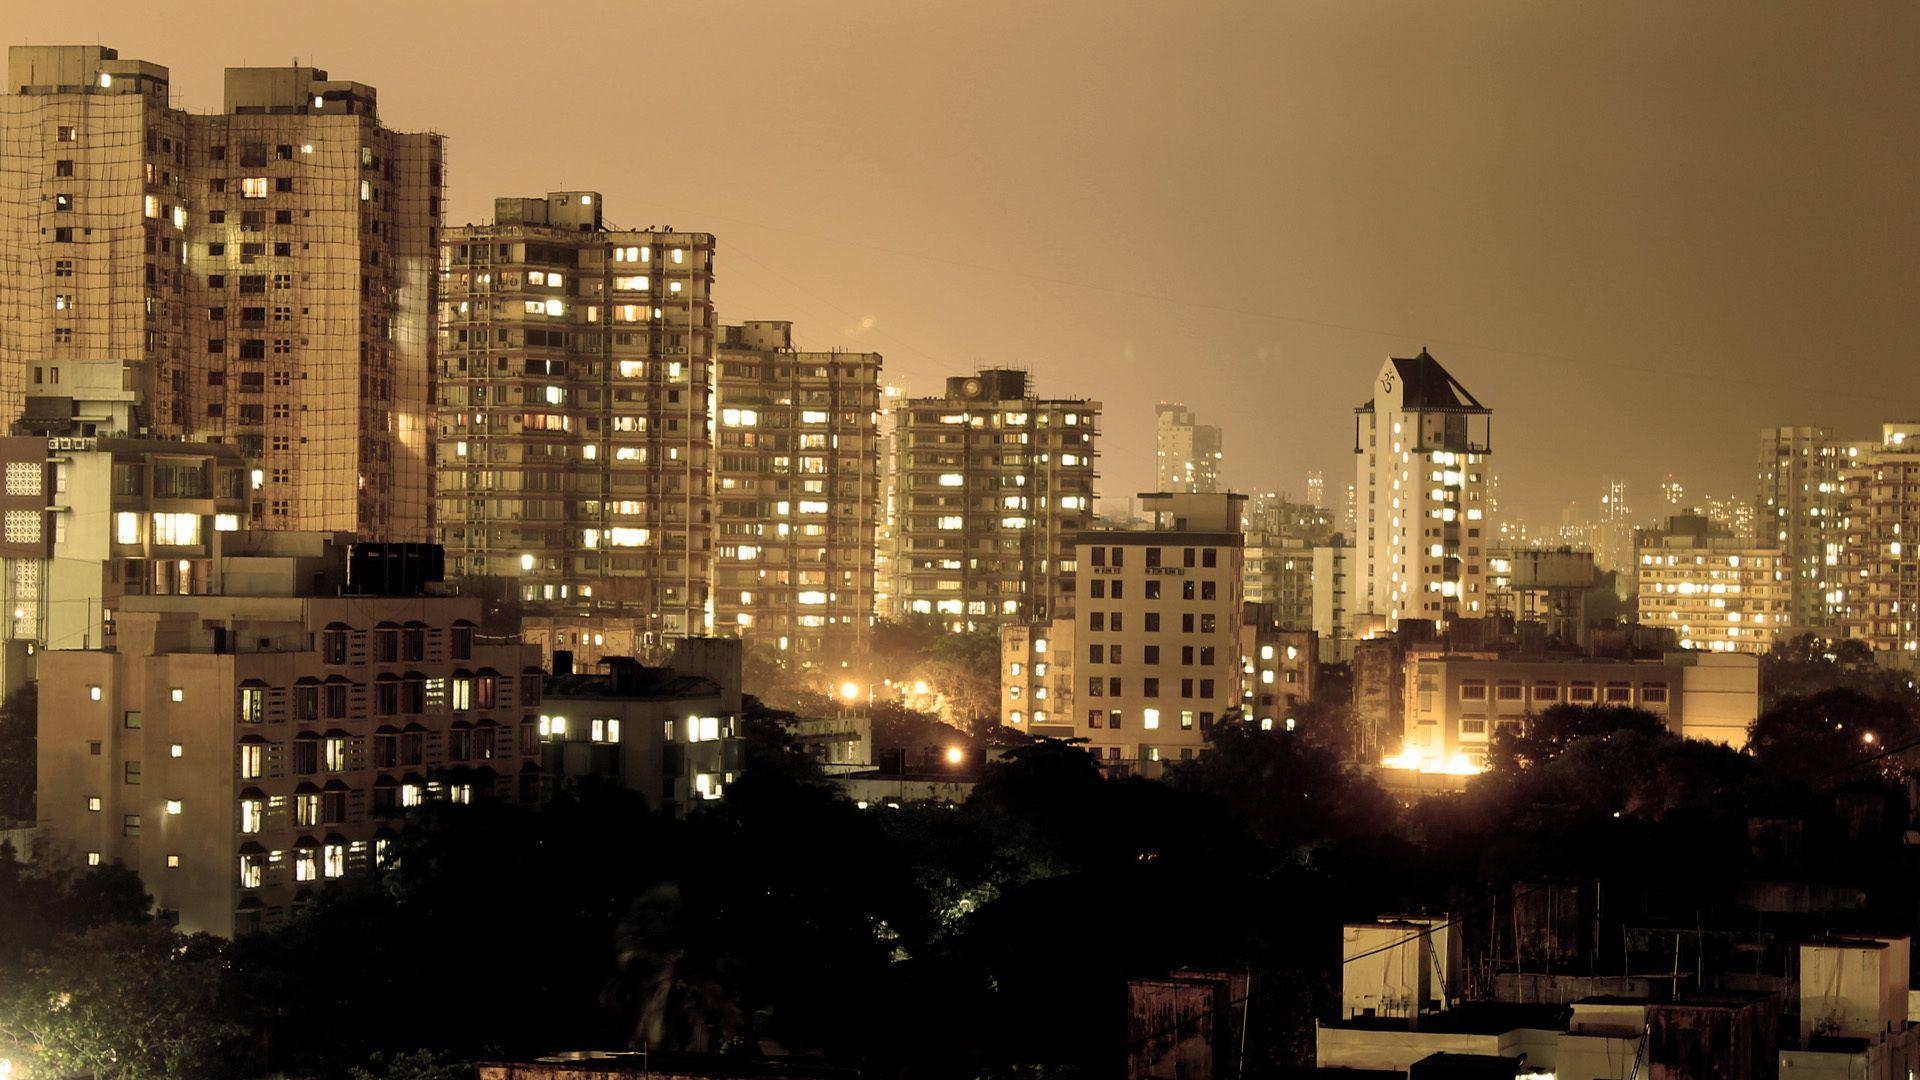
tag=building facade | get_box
[1397,650,1759,769]
[1153,402,1221,494]
[1757,425,1857,632]
[1838,423,1920,659]
[712,321,880,662]
[540,642,743,817]
[36,537,542,936]
[1352,350,1493,631]
[439,192,716,644]
[0,46,442,540]
[890,369,1097,629]
[1074,493,1245,769]
[1636,513,1789,655]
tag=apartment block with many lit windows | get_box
[438,193,715,646]
[891,369,1097,629]
[713,321,880,662]
[1635,513,1790,655]
[1839,423,1920,660]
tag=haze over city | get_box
[17,0,1918,526]
[6,4,1920,1079]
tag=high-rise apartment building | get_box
[1838,423,1920,659]
[36,537,542,936]
[1636,513,1789,654]
[712,321,880,661]
[1074,493,1245,770]
[1352,350,1493,631]
[890,369,1097,629]
[438,193,716,643]
[1153,402,1221,494]
[1757,425,1856,631]
[0,46,442,540]
[1305,469,1326,510]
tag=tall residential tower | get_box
[1351,350,1492,631]
[1154,402,1222,494]
[713,321,881,662]
[438,192,715,642]
[0,46,442,539]
[891,369,1098,629]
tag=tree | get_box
[0,682,35,823]
[1484,704,1669,772]
[0,922,249,1080]
[1748,687,1919,783]
[349,1051,477,1080]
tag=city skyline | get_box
[11,2,1917,530]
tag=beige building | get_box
[713,321,880,662]
[1074,493,1245,769]
[1153,402,1220,494]
[36,536,542,936]
[1352,350,1494,631]
[439,192,715,644]
[890,369,1098,629]
[1396,650,1759,769]
[1000,617,1075,736]
[0,46,442,540]
[1636,513,1789,655]
[1757,425,1860,631]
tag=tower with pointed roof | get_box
[1352,349,1493,631]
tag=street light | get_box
[945,746,965,765]
[840,681,861,702]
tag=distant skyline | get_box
[17,0,1919,528]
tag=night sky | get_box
[19,1,1919,529]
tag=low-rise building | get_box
[538,639,743,816]
[1396,650,1759,769]
[36,537,542,936]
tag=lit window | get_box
[115,512,139,544]
[149,513,200,546]
[241,177,269,199]
[165,799,182,815]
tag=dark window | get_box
[292,737,318,775]
[1202,549,1218,568]
[1145,613,1160,633]
[1146,547,1161,568]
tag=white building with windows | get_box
[1352,350,1493,632]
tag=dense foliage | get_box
[1,645,1917,1077]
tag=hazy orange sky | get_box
[14,1,1919,530]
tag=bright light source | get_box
[944,746,965,765]
[913,680,930,695]
[839,681,860,702]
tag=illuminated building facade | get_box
[1839,423,1920,659]
[0,45,443,540]
[1073,492,1244,770]
[438,192,716,644]
[36,537,543,936]
[890,368,1097,628]
[1352,350,1493,630]
[1398,650,1758,770]
[1757,425,1856,630]
[712,321,880,661]
[1153,402,1221,494]
[1635,513,1789,654]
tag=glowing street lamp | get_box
[944,746,965,765]
[840,681,861,702]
